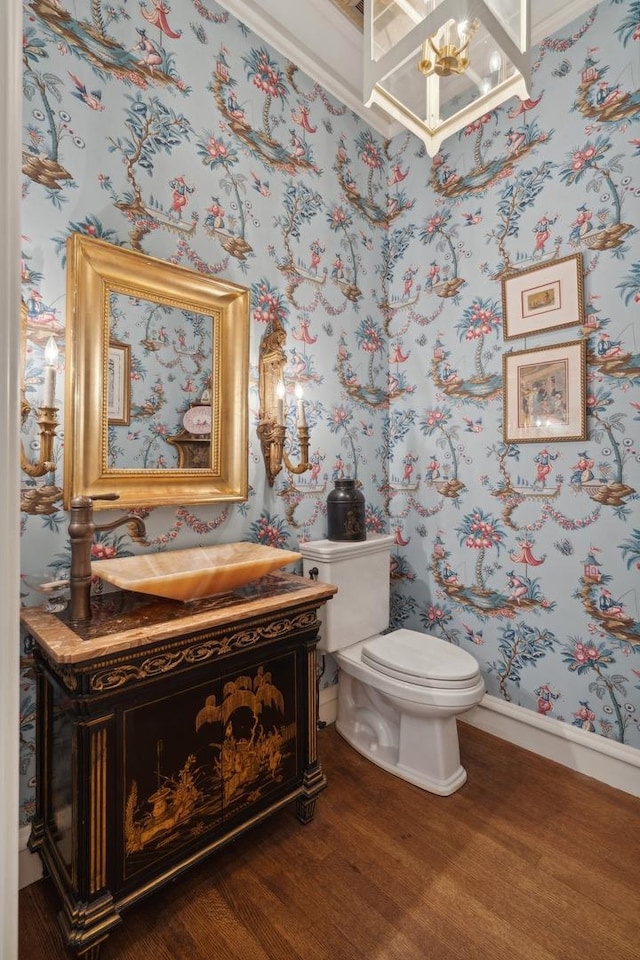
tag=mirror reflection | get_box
[106,293,213,471]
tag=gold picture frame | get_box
[107,340,130,425]
[502,339,587,444]
[502,253,584,340]
[64,234,250,510]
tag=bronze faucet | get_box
[68,494,147,624]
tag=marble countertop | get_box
[20,572,337,665]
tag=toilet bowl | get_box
[299,535,485,795]
[336,631,485,795]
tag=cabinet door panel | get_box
[119,649,300,885]
[121,676,224,883]
[218,651,300,824]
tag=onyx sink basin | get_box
[91,543,302,602]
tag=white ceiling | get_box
[217,0,598,138]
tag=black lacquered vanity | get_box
[22,573,336,960]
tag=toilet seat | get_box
[361,629,481,689]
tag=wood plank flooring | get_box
[19,723,640,960]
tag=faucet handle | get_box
[71,493,120,509]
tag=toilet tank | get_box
[299,534,394,653]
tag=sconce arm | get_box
[282,451,312,475]
[282,425,311,476]
[258,421,312,486]
[20,406,59,478]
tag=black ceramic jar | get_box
[327,478,366,542]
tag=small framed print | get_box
[502,253,584,340]
[107,340,130,425]
[503,340,587,444]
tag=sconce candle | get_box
[43,336,58,408]
[295,383,307,427]
[276,381,285,425]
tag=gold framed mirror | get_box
[63,234,249,510]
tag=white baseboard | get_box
[319,684,338,727]
[463,693,640,798]
[19,824,42,889]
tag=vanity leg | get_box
[59,892,120,960]
[57,715,120,960]
[296,795,317,824]
[296,760,327,825]
[74,940,105,960]
[295,636,328,825]
[27,817,46,858]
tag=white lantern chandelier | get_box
[364,0,531,155]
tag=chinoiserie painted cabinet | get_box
[22,573,336,960]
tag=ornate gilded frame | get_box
[63,234,249,509]
[502,253,584,340]
[502,339,587,444]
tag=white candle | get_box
[43,336,58,408]
[276,381,285,426]
[295,382,307,427]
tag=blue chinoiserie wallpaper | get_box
[19,0,640,826]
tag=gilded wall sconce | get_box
[20,299,60,478]
[257,321,311,487]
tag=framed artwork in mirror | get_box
[502,254,584,340]
[107,341,130,425]
[502,339,587,444]
[64,233,250,509]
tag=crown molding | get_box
[532,0,599,44]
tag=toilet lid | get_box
[361,629,481,689]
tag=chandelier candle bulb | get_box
[43,336,58,408]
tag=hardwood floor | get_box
[19,723,640,960]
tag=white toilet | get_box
[299,534,485,796]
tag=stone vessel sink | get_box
[91,542,302,602]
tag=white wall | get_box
[1,0,23,955]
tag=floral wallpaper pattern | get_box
[19,0,640,826]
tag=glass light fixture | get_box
[364,0,531,156]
